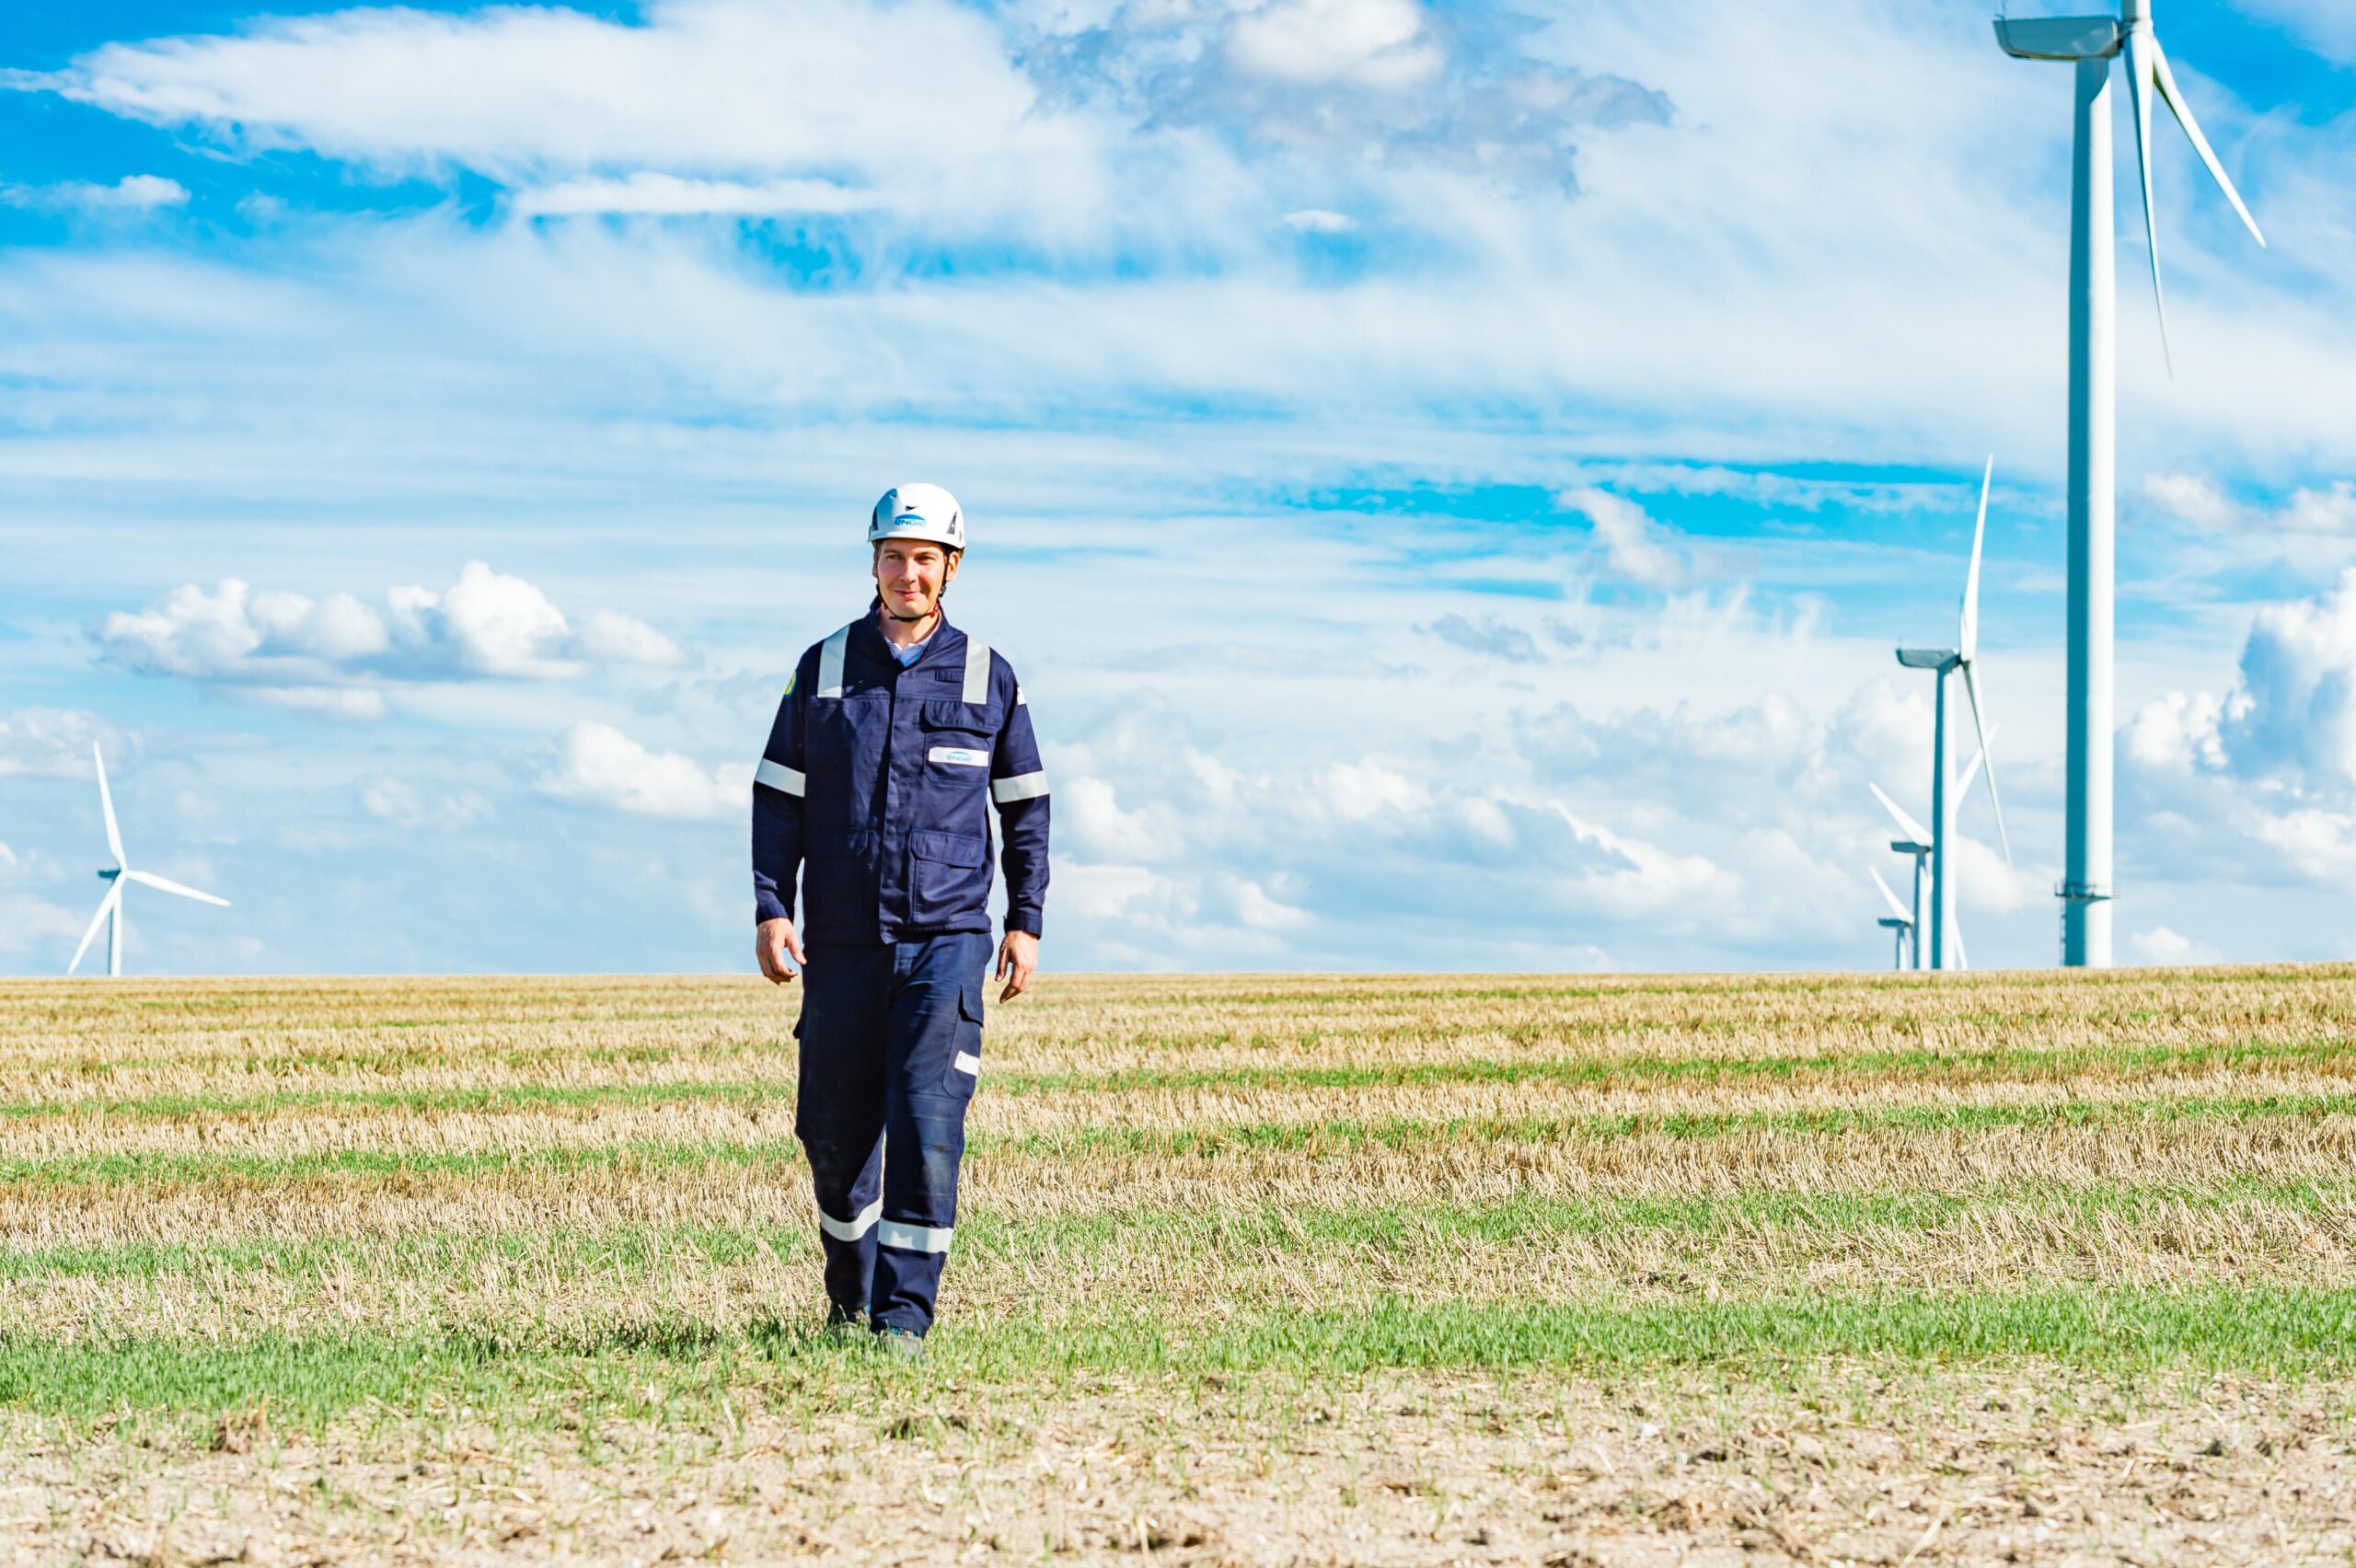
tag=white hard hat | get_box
[868,483,966,551]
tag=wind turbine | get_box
[1871,729,1995,974]
[1870,783,1932,970]
[1894,459,2012,971]
[68,744,229,977]
[1871,867,1916,971]
[1995,1,2266,966]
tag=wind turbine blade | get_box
[1869,782,1932,847]
[2151,40,2266,249]
[1870,867,1912,925]
[1958,722,2002,803]
[123,870,230,908]
[1961,663,2014,869]
[2123,29,2174,376]
[1954,920,1969,973]
[68,882,121,977]
[92,743,125,869]
[1959,455,1992,661]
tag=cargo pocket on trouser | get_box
[946,985,984,1100]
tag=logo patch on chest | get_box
[928,746,989,767]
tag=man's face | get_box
[873,539,959,619]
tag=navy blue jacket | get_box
[753,607,1049,945]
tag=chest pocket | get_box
[918,701,992,779]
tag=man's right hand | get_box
[756,917,807,985]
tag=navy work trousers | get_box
[794,931,990,1336]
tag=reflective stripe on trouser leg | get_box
[795,944,893,1317]
[870,929,993,1337]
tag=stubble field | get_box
[2,966,2354,1564]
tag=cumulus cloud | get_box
[537,721,748,821]
[98,563,683,710]
[2221,569,2356,790]
[2118,572,2356,891]
[2128,925,2219,965]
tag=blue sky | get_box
[3,0,2354,976]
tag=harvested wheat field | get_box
[2,966,2355,1565]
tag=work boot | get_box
[821,1302,870,1348]
[873,1325,928,1363]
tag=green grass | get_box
[10,1284,2356,1429]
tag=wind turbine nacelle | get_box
[1890,840,1931,856]
[1895,648,1959,671]
[1993,16,2121,62]
[98,868,121,882]
[1878,917,1913,931]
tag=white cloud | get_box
[2223,569,2356,790]
[2146,473,2356,535]
[251,686,389,721]
[1281,208,1353,234]
[1061,776,1162,862]
[2143,472,2243,531]
[0,709,124,778]
[1423,613,1542,661]
[2129,925,2217,965]
[514,173,877,219]
[1232,876,1311,929]
[99,563,684,708]
[1226,0,1440,91]
[0,175,188,213]
[360,779,492,831]
[576,607,687,668]
[12,0,1099,236]
[1559,488,1684,588]
[2124,690,2230,775]
[2225,0,2356,67]
[537,721,748,821]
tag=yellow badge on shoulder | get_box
[784,670,796,697]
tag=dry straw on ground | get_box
[0,965,2352,1563]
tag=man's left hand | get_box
[995,930,1038,1002]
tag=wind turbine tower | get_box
[69,744,231,977]
[1893,460,2012,970]
[1995,1,2266,965]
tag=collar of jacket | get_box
[857,595,964,672]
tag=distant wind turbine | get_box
[1995,0,2267,966]
[1894,462,2012,971]
[68,744,229,977]
[1871,728,1994,974]
[1871,866,1915,971]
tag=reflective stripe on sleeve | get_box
[953,1050,980,1075]
[755,759,805,796]
[991,770,1049,804]
[878,1218,953,1254]
[962,636,991,705]
[817,1197,883,1242]
[815,623,851,699]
